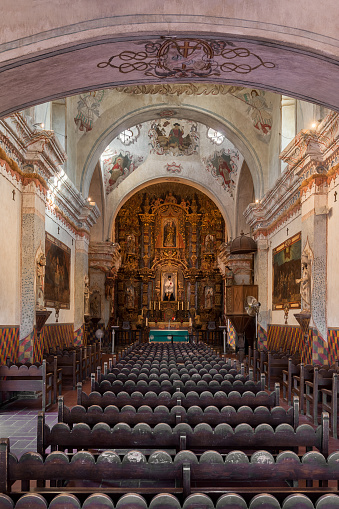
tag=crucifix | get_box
[335,191,337,202]
[12,189,15,201]
[286,227,289,236]
[57,226,60,234]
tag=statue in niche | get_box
[164,274,175,301]
[191,198,198,213]
[165,191,177,204]
[163,219,176,247]
[296,256,311,312]
[143,195,151,213]
[125,284,135,309]
[205,234,214,253]
[126,234,136,254]
[90,291,101,318]
[105,268,115,300]
[84,275,91,315]
[205,286,214,309]
[36,253,46,310]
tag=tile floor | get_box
[0,380,91,458]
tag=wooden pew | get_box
[282,357,302,406]
[0,360,53,412]
[37,410,328,457]
[59,395,300,430]
[305,366,333,425]
[2,491,339,509]
[77,384,280,410]
[91,375,265,396]
[1,440,338,499]
[322,372,339,438]
[263,352,290,390]
[45,351,79,390]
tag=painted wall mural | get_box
[103,150,145,195]
[233,89,273,140]
[272,233,301,311]
[203,148,239,196]
[74,90,104,132]
[45,233,71,309]
[149,120,199,156]
[98,38,275,79]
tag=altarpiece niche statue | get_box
[36,253,46,310]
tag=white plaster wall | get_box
[267,215,302,326]
[45,213,75,325]
[0,174,21,325]
[267,94,283,190]
[326,184,339,327]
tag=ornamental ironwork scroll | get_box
[98,38,275,79]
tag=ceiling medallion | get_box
[98,38,275,78]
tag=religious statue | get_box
[90,291,101,318]
[205,286,214,309]
[105,268,115,300]
[126,234,136,254]
[165,191,177,203]
[163,274,175,301]
[296,256,311,312]
[36,253,46,310]
[125,284,135,309]
[164,219,176,247]
[205,234,214,253]
[84,275,91,315]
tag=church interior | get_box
[0,1,339,507]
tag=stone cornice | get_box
[0,112,100,236]
[89,241,122,272]
[280,112,339,178]
[244,164,301,238]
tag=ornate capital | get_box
[89,241,121,272]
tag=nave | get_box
[2,343,339,508]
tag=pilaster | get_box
[20,180,46,361]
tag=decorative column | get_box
[20,179,47,362]
[280,128,330,359]
[88,241,121,326]
[74,235,89,338]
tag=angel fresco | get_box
[74,91,104,132]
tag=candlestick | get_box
[146,317,148,327]
[187,301,189,310]
[182,301,184,310]
[177,301,179,310]
[159,301,160,310]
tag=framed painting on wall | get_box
[272,232,301,310]
[45,233,71,309]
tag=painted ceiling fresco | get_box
[101,119,244,197]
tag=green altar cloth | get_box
[149,329,189,342]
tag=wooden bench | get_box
[1,492,339,509]
[45,351,80,390]
[305,366,333,425]
[77,384,280,410]
[322,372,339,438]
[91,375,265,396]
[0,360,53,412]
[37,410,328,457]
[1,440,338,499]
